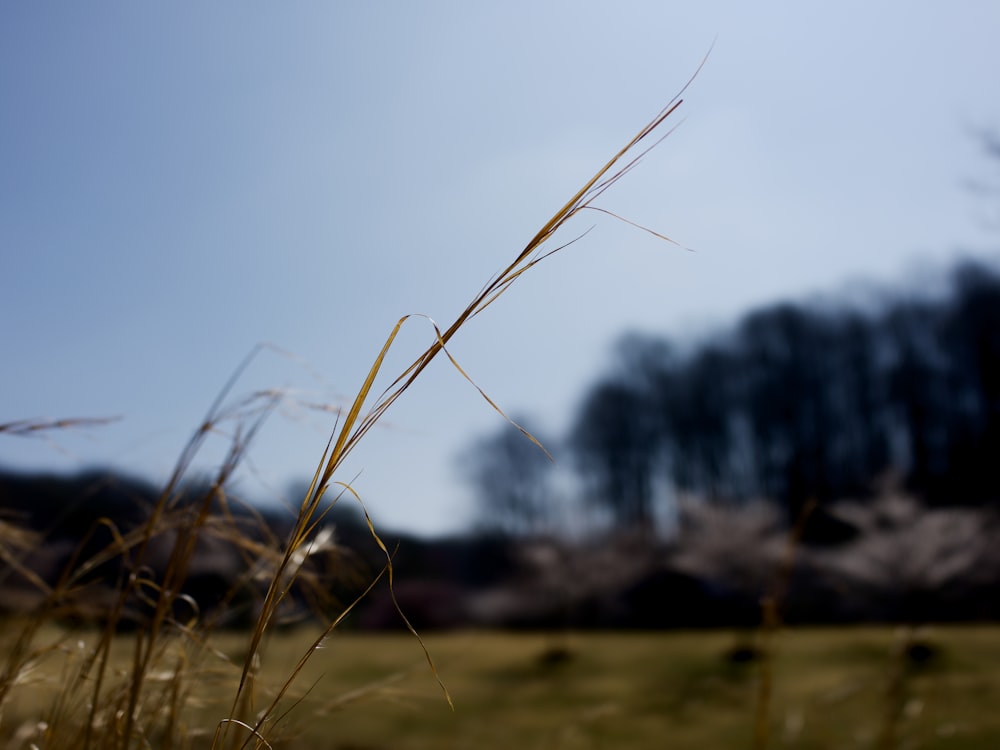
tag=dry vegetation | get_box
[7,63,996,750]
[1,76,700,749]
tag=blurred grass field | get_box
[6,624,1000,749]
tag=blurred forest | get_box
[465,257,1000,535]
[2,256,999,632]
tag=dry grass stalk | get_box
[1,65,699,747]
[214,62,699,746]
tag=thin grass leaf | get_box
[222,69,699,745]
[0,416,120,436]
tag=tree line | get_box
[461,258,1000,535]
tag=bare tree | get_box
[457,416,555,537]
[570,380,662,530]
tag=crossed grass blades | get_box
[0,64,701,750]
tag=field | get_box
[3,73,998,750]
[5,624,1000,749]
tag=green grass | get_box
[8,625,999,749]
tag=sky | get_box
[2,2,999,537]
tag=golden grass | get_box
[1,67,702,749]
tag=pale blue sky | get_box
[2,2,999,535]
